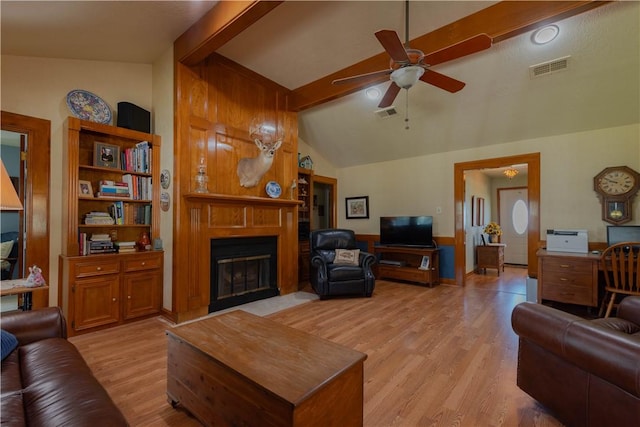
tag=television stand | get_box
[374,246,440,287]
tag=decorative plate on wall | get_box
[265,181,282,198]
[66,89,112,124]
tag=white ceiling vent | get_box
[529,56,571,79]
[375,106,398,118]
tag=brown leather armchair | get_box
[512,297,640,426]
[310,229,376,299]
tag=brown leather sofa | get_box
[1,307,128,426]
[512,296,640,427]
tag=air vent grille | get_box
[375,107,397,118]
[529,56,570,79]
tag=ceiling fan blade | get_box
[375,30,410,63]
[332,69,392,85]
[424,33,492,67]
[420,69,466,93]
[378,83,401,108]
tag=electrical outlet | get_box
[436,206,442,214]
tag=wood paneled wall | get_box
[173,54,299,323]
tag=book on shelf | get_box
[84,212,115,225]
[89,233,111,242]
[89,248,118,255]
[121,174,152,200]
[121,141,152,174]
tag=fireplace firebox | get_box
[209,236,279,312]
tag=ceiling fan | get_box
[332,2,492,109]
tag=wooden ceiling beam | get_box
[175,0,284,65]
[291,1,608,112]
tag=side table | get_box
[476,244,506,276]
[0,279,48,311]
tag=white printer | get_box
[546,229,589,254]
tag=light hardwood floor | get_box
[70,267,563,426]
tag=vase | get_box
[488,234,499,243]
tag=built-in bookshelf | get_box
[59,117,163,336]
[61,117,160,256]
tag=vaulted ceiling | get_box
[2,1,639,168]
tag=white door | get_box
[499,188,528,265]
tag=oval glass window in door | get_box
[512,199,528,234]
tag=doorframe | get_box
[454,153,540,285]
[1,111,51,308]
[312,174,337,228]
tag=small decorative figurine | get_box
[26,265,46,287]
[137,232,151,251]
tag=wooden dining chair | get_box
[599,242,640,318]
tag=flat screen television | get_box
[606,225,640,246]
[380,216,434,248]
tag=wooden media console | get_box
[375,246,440,287]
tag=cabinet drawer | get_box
[124,255,162,272]
[541,283,593,305]
[75,260,120,277]
[542,258,592,274]
[543,270,593,287]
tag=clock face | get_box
[597,169,636,195]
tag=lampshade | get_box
[390,66,425,89]
[1,160,23,210]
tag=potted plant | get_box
[484,221,502,243]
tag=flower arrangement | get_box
[484,221,502,236]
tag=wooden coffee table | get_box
[166,310,367,427]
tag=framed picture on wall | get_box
[477,197,485,226]
[471,195,476,226]
[345,196,369,219]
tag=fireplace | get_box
[209,236,279,312]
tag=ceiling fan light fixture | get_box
[390,66,425,89]
[532,25,559,45]
[503,167,519,179]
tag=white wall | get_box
[298,137,337,178]
[336,124,640,245]
[1,54,153,306]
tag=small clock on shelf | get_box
[593,166,640,224]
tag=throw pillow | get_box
[1,240,14,271]
[1,329,19,361]
[334,249,360,266]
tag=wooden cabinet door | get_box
[73,275,120,331]
[123,270,161,319]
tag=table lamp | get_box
[1,160,23,210]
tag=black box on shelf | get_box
[117,102,150,133]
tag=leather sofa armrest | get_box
[618,296,640,326]
[359,251,376,269]
[1,307,67,344]
[512,302,640,398]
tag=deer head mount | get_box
[237,120,283,188]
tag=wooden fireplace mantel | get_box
[184,192,302,207]
[175,191,301,323]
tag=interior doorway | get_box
[454,153,540,286]
[311,174,337,230]
[1,111,51,308]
